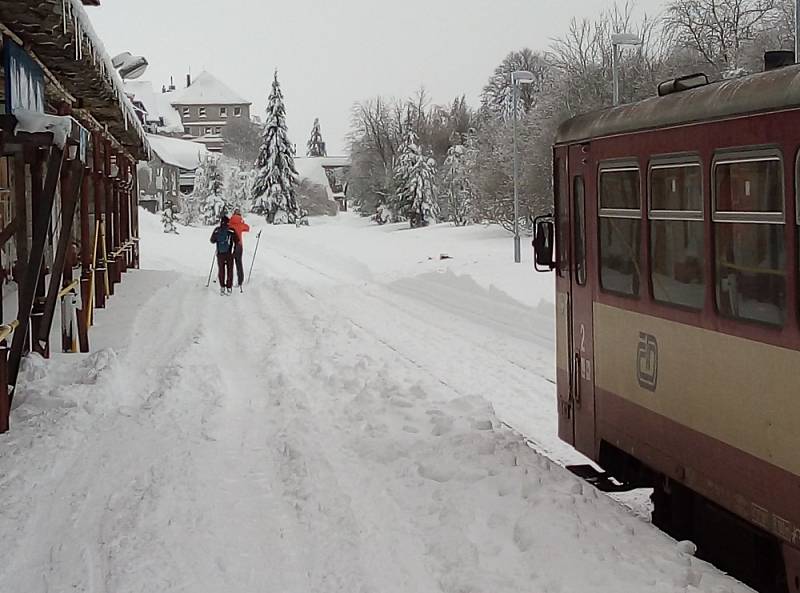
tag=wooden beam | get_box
[77,166,91,353]
[37,158,84,355]
[92,135,106,308]
[8,146,64,391]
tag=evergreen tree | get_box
[394,127,439,228]
[252,70,299,224]
[197,154,228,225]
[306,118,327,157]
[161,200,179,234]
[440,139,474,226]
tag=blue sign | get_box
[4,37,45,114]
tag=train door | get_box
[554,150,574,445]
[568,144,596,456]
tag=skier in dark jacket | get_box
[210,215,239,295]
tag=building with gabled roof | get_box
[171,71,252,153]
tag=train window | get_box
[713,152,785,326]
[649,161,705,309]
[574,176,586,286]
[555,157,569,277]
[599,165,641,297]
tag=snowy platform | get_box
[0,211,752,593]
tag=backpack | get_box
[213,226,234,254]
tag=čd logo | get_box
[637,332,658,392]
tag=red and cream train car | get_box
[539,66,800,593]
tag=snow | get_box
[170,71,251,106]
[146,133,207,171]
[125,81,185,134]
[13,110,73,148]
[295,156,344,201]
[0,210,753,593]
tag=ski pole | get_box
[206,250,216,287]
[247,230,262,285]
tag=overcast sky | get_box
[89,0,667,154]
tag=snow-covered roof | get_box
[146,134,207,171]
[317,156,351,169]
[125,81,184,134]
[296,156,350,202]
[170,71,251,106]
[0,0,149,159]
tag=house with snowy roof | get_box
[171,72,251,152]
[138,134,207,213]
[125,80,184,137]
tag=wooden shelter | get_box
[0,1,149,432]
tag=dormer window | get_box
[199,107,207,118]
[234,106,242,117]
[220,107,228,118]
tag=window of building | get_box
[199,107,207,118]
[215,127,221,134]
[713,151,785,325]
[234,106,242,117]
[205,127,212,135]
[599,164,641,297]
[182,106,190,118]
[649,160,705,309]
[220,107,228,118]
[184,127,190,135]
[574,176,587,286]
[555,158,568,277]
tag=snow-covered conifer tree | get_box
[440,142,474,226]
[306,118,327,157]
[394,127,439,228]
[251,71,299,224]
[196,154,228,224]
[161,201,179,234]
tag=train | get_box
[532,59,800,593]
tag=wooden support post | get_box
[0,338,9,433]
[39,158,83,355]
[118,157,127,275]
[104,141,116,295]
[12,155,27,287]
[28,148,46,358]
[9,146,63,391]
[92,135,106,309]
[77,165,91,353]
[131,162,140,269]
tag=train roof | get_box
[555,64,800,145]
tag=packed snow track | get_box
[0,213,752,593]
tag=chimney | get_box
[186,73,191,87]
[765,50,795,71]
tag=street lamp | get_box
[611,33,642,106]
[112,52,149,81]
[511,70,535,264]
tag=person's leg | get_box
[217,254,225,287]
[234,244,244,286]
[225,254,234,289]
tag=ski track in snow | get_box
[0,213,753,593]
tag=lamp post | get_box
[511,70,535,263]
[796,0,800,62]
[611,33,642,106]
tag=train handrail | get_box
[57,279,80,300]
[0,319,19,342]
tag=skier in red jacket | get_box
[228,209,250,287]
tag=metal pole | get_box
[796,0,799,62]
[512,76,521,264]
[612,43,620,106]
